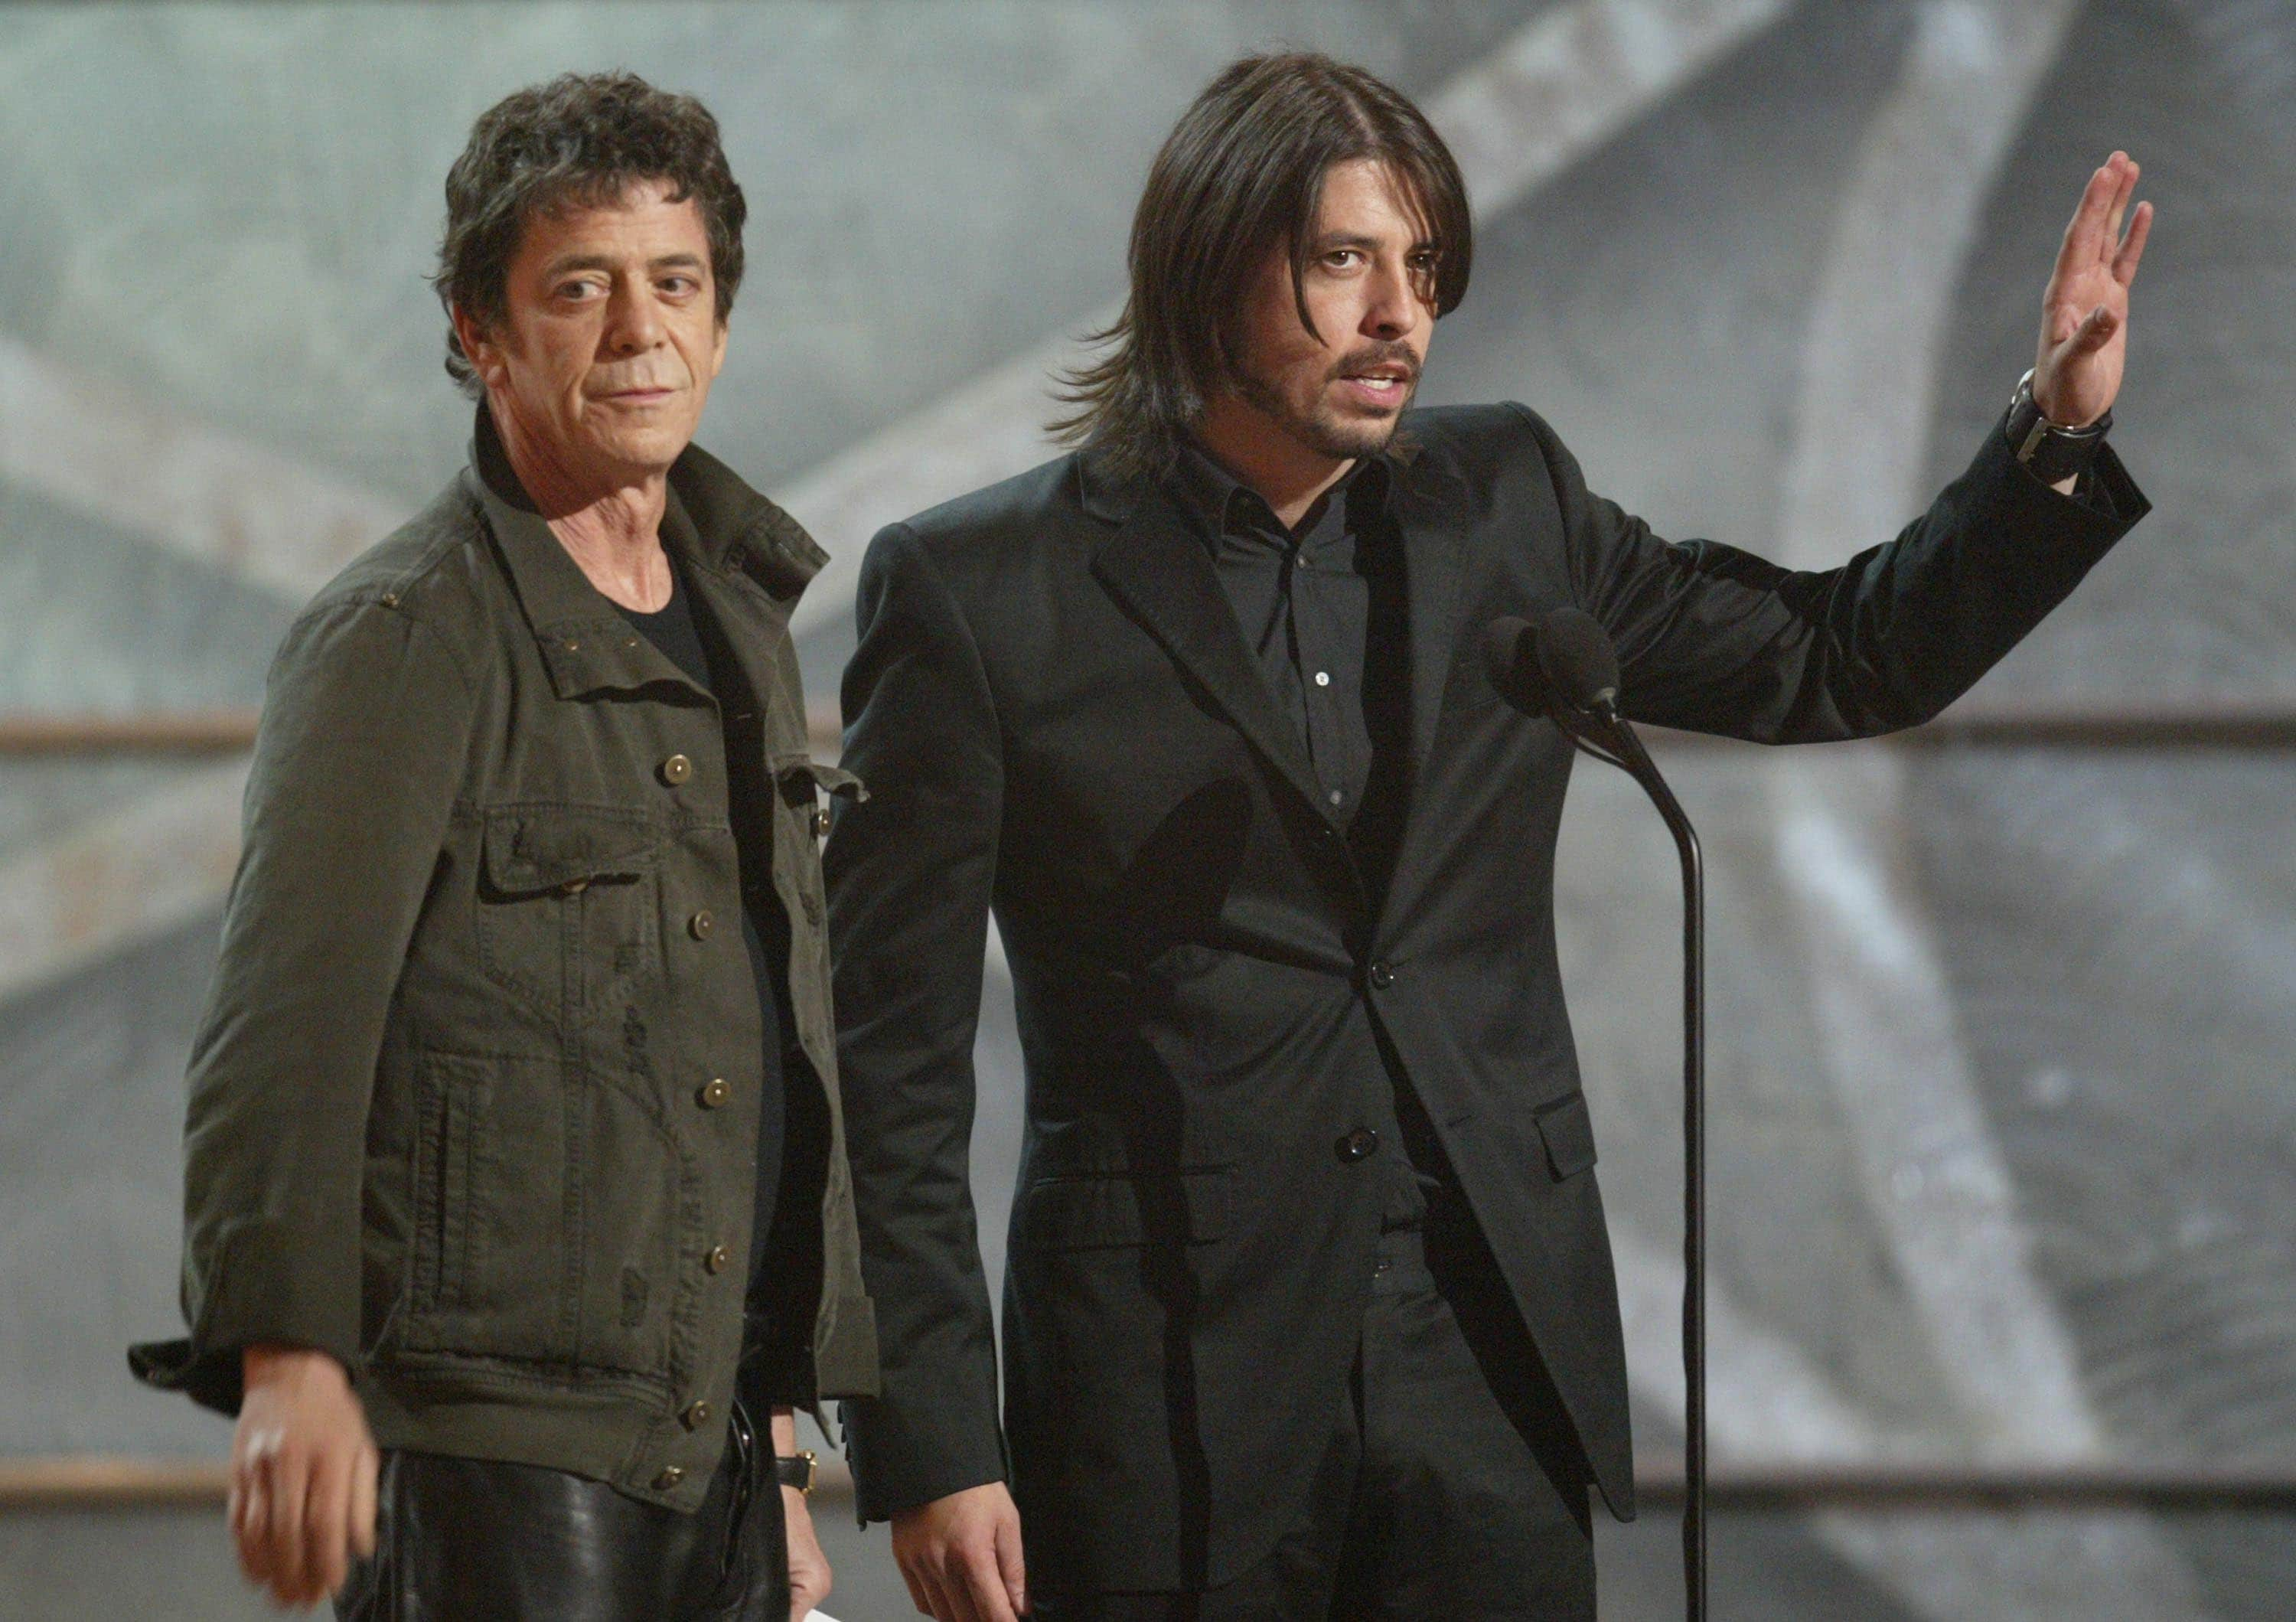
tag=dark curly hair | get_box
[433,71,746,396]
[1052,53,1472,481]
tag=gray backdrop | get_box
[2,2,2290,1617]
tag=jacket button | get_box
[1368,961,1396,990]
[1337,1128,1380,1163]
[652,1466,685,1490]
[681,1400,712,1431]
[704,1244,732,1274]
[697,1077,732,1110]
[811,808,832,838]
[661,753,693,786]
[689,909,715,941]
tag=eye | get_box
[554,276,606,303]
[1322,249,1364,270]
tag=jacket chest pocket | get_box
[476,807,662,1025]
[771,754,864,929]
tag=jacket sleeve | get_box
[1515,402,2150,740]
[824,521,1009,1521]
[129,597,475,1414]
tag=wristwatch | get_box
[2005,367,2110,485]
[775,1448,817,1495]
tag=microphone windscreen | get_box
[1534,608,1620,710]
[1479,616,1550,714]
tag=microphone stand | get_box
[1567,697,1707,1622]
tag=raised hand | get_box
[2033,151,2153,428]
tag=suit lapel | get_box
[1393,451,1474,774]
[1087,478,1343,834]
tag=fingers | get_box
[2054,158,2116,279]
[899,1551,957,1622]
[230,1453,272,1587]
[2102,155,2137,256]
[2056,152,2141,282]
[309,1443,360,1599]
[2062,303,2119,361]
[266,1446,313,1603]
[349,1441,380,1561]
[895,1555,937,1619]
[2114,198,2154,286]
[996,1513,1029,1617]
[961,1544,1021,1622]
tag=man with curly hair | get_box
[129,72,877,1619]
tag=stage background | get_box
[2,2,2291,1616]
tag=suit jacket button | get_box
[1337,1128,1380,1163]
[653,1466,685,1490]
[660,753,693,786]
[689,909,716,940]
[1368,961,1396,990]
[698,1078,732,1110]
[704,1244,732,1274]
[681,1401,713,1431]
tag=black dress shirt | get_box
[1169,441,1446,1232]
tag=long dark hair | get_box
[1052,53,1473,481]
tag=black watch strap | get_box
[2005,367,2109,485]
[774,1449,817,1494]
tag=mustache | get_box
[1329,342,1421,382]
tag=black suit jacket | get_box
[826,403,2144,1592]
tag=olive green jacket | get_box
[130,414,879,1510]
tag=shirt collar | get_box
[1168,436,1396,552]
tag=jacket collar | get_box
[462,405,830,698]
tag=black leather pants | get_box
[335,1403,790,1621]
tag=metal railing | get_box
[5,704,2294,760]
[6,1455,2293,1514]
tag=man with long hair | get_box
[130,73,876,1617]
[828,53,2149,1618]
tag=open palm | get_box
[2033,151,2153,428]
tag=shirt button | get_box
[681,1400,713,1431]
[1337,1128,1380,1163]
[1314,671,1331,687]
[660,753,693,786]
[1328,788,1345,806]
[704,1244,732,1274]
[697,1077,732,1110]
[689,909,715,940]
[1368,961,1396,989]
[653,1466,685,1491]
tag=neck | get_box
[489,396,674,612]
[1192,394,1355,529]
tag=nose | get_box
[1360,259,1423,343]
[604,275,667,357]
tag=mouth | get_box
[1333,364,1415,408]
[594,385,677,406]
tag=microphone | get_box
[1479,609,1622,736]
[1483,608,1711,1622]
[1534,607,1620,720]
